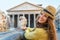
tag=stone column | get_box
[28,14,30,27]
[12,15,14,28]
[34,14,36,27]
[18,14,19,27]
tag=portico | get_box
[7,2,42,28]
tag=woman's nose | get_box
[40,15,43,18]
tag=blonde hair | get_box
[0,13,8,32]
[19,16,27,26]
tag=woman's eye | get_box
[44,15,48,18]
[41,13,43,15]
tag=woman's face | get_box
[38,13,48,23]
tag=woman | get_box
[24,5,57,40]
[18,16,27,30]
[0,11,8,32]
[16,16,27,40]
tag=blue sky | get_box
[0,0,60,12]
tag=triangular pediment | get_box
[7,2,42,12]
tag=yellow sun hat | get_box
[41,5,56,20]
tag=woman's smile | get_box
[38,14,48,23]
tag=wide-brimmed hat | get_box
[41,5,56,20]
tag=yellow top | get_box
[24,27,48,40]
